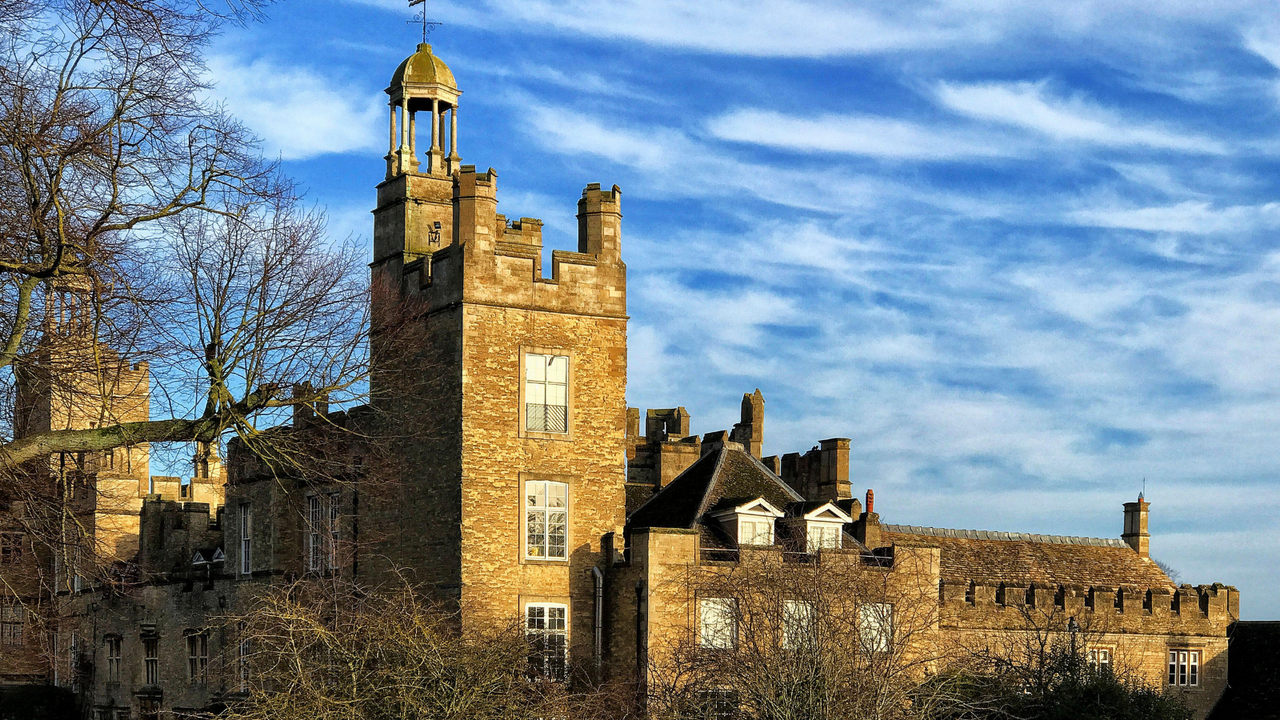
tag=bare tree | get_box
[645,547,956,720]
[926,603,1194,720]
[0,0,392,591]
[218,577,638,720]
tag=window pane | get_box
[527,605,546,629]
[547,483,567,508]
[700,598,735,649]
[528,481,545,507]
[547,383,566,407]
[548,356,567,383]
[548,512,567,558]
[526,355,546,381]
[546,405,567,433]
[860,603,893,653]
[783,600,815,650]
[527,381,546,405]
[526,402,545,432]
[527,511,545,557]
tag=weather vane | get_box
[408,0,442,44]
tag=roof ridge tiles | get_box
[882,524,1128,548]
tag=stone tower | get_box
[364,43,628,671]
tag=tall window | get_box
[0,532,22,563]
[739,518,773,546]
[525,480,568,560]
[328,492,341,570]
[1,601,23,646]
[526,603,567,680]
[237,622,251,693]
[105,635,121,682]
[143,637,159,685]
[697,690,740,720]
[806,523,841,553]
[187,632,208,684]
[782,600,815,650]
[1168,650,1199,687]
[859,603,894,653]
[68,633,80,690]
[307,496,323,572]
[239,503,252,575]
[525,354,568,433]
[700,598,736,649]
[1088,647,1112,669]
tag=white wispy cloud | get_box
[1068,200,1280,233]
[205,55,384,160]
[352,0,1272,60]
[707,109,1017,160]
[937,81,1227,154]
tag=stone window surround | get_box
[699,596,737,649]
[859,602,894,653]
[1087,645,1113,669]
[520,473,574,565]
[238,503,252,577]
[103,634,122,683]
[1167,644,1206,690]
[523,597,569,680]
[518,346,575,441]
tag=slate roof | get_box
[627,447,804,532]
[884,526,1174,588]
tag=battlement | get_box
[375,165,626,320]
[137,496,225,575]
[938,577,1239,632]
[778,439,852,502]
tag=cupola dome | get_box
[391,43,456,89]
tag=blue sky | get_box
[210,0,1280,618]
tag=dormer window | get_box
[711,498,785,547]
[807,525,840,552]
[740,518,774,545]
[799,502,853,553]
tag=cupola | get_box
[385,43,462,178]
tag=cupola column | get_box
[409,109,417,157]
[430,99,440,150]
[400,97,409,150]
[450,106,458,157]
[388,104,396,154]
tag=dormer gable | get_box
[796,501,853,552]
[802,502,853,524]
[710,497,785,546]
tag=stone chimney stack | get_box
[1122,494,1150,558]
[730,389,765,458]
[854,487,883,550]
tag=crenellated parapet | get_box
[136,496,225,577]
[937,577,1239,634]
[377,167,626,321]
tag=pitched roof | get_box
[884,526,1174,588]
[627,447,804,531]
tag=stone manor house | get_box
[0,43,1242,719]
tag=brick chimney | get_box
[1122,494,1150,558]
